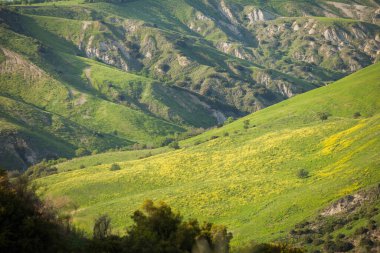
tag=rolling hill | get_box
[1,0,379,170]
[34,62,380,248]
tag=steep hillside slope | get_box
[0,0,379,169]
[35,63,380,247]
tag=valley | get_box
[0,0,379,252]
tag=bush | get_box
[323,240,336,253]
[93,215,112,239]
[359,238,374,247]
[25,161,58,179]
[224,117,234,125]
[313,238,324,246]
[336,233,345,239]
[335,240,354,252]
[125,200,233,253]
[75,148,90,157]
[318,112,330,121]
[243,119,250,129]
[110,164,121,171]
[0,170,85,252]
[239,242,304,253]
[80,165,86,169]
[297,169,309,179]
[353,112,361,118]
[354,227,369,235]
[169,141,180,149]
[305,236,313,244]
[0,171,234,252]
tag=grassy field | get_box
[55,147,170,172]
[35,63,380,247]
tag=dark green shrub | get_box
[353,112,361,118]
[239,242,304,253]
[80,165,85,169]
[305,236,313,244]
[297,169,309,179]
[337,233,345,239]
[354,227,369,235]
[110,164,121,171]
[25,161,58,179]
[210,136,219,140]
[243,119,250,129]
[359,238,374,247]
[318,112,329,121]
[169,141,180,149]
[93,215,112,239]
[313,238,324,246]
[323,240,336,253]
[225,117,234,125]
[75,148,90,157]
[335,240,354,252]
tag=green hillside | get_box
[1,0,379,169]
[35,63,380,247]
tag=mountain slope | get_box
[35,62,380,247]
[0,0,379,169]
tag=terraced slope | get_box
[35,63,380,247]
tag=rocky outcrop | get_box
[82,37,141,72]
[321,186,380,216]
[325,1,380,25]
[218,0,238,24]
[245,7,276,23]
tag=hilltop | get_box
[34,62,380,247]
[1,0,379,169]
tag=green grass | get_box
[55,147,170,172]
[0,24,185,145]
[35,63,380,247]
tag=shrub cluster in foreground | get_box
[0,169,304,253]
[1,169,233,253]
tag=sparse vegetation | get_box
[289,185,380,252]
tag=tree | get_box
[210,225,233,253]
[0,169,82,252]
[243,119,250,129]
[125,200,232,253]
[93,215,112,240]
